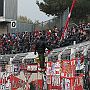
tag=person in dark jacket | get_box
[34,35,52,69]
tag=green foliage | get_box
[17,16,33,24]
[37,0,90,22]
[72,0,90,22]
[37,0,67,16]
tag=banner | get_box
[5,65,13,73]
[46,61,61,89]
[51,75,61,88]
[27,64,38,73]
[46,61,60,75]
[9,75,25,90]
[61,59,76,77]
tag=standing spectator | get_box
[34,35,52,70]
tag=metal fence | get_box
[35,17,61,31]
[8,22,34,33]
[34,17,62,31]
[8,8,69,33]
[34,8,69,31]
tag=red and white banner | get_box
[61,59,76,77]
[46,61,60,75]
[27,64,38,72]
[9,74,25,90]
[46,61,61,89]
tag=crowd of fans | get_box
[78,23,90,29]
[0,23,90,55]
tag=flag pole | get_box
[61,0,77,39]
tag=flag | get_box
[61,0,77,39]
[9,74,25,90]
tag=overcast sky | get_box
[18,0,53,22]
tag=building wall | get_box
[0,23,7,34]
[5,0,17,20]
[0,0,17,21]
[0,0,4,16]
[0,0,17,34]
[8,22,34,33]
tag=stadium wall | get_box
[5,0,17,20]
[0,23,7,34]
[8,22,34,33]
[0,0,4,17]
[0,0,17,34]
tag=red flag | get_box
[61,0,77,39]
[9,75,25,90]
[75,85,83,90]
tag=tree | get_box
[37,0,90,22]
[36,0,67,16]
[17,16,33,24]
[72,0,90,22]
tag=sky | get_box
[18,0,53,22]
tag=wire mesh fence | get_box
[8,8,69,33]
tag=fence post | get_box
[41,21,44,30]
